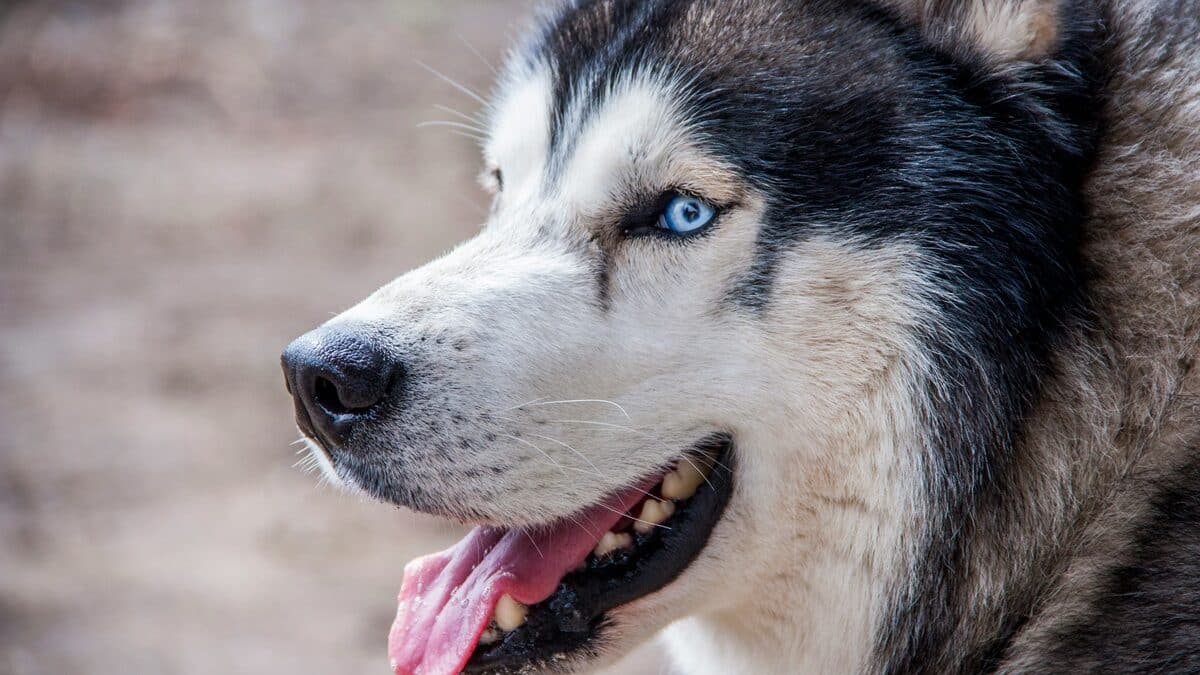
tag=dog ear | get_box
[875,0,1064,62]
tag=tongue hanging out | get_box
[387,484,651,675]
[387,450,722,675]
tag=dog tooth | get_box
[494,594,527,632]
[660,470,689,500]
[478,625,502,645]
[634,499,676,534]
[662,460,709,500]
[592,531,633,558]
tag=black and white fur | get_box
[294,0,1200,672]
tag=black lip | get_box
[463,436,735,674]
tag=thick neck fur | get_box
[665,2,1199,673]
[999,0,1200,667]
[885,1,1200,671]
[879,3,1199,672]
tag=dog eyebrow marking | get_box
[555,79,687,214]
[539,0,691,179]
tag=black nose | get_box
[281,323,399,447]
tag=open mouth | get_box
[387,435,734,675]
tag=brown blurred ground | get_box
[0,2,665,673]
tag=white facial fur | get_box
[318,66,934,673]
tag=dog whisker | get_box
[456,32,498,76]
[551,511,604,542]
[416,120,488,135]
[433,103,486,125]
[518,399,632,421]
[593,501,671,532]
[523,530,545,560]
[498,397,549,413]
[497,433,568,476]
[444,129,487,144]
[416,60,488,105]
[538,418,719,492]
[524,432,604,478]
[487,416,706,500]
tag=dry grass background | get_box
[0,1,665,673]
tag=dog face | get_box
[283,1,1096,672]
[330,73,761,520]
[295,0,934,521]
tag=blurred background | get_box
[0,1,664,673]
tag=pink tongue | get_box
[388,485,649,675]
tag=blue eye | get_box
[658,195,716,234]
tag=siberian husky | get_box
[282,0,1200,672]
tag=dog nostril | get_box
[283,323,398,446]
[314,375,353,416]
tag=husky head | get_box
[282,1,1101,672]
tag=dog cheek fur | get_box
[658,239,942,674]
